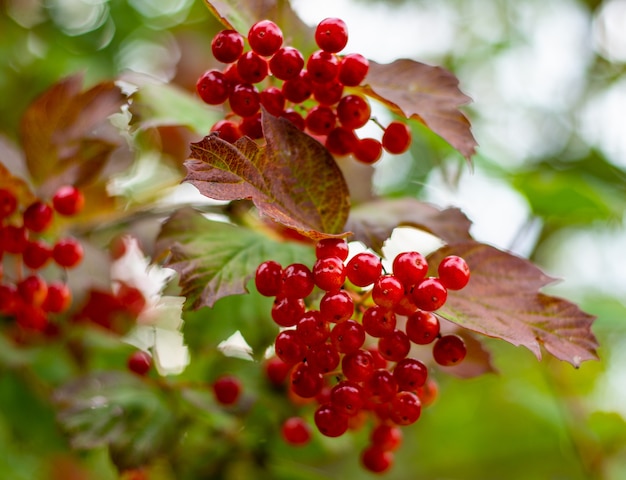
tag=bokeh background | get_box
[1,0,625,479]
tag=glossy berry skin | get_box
[339,53,369,86]
[248,20,283,56]
[255,260,283,296]
[259,86,285,116]
[371,424,403,451]
[315,238,349,261]
[378,329,411,362]
[264,356,290,386]
[281,263,314,299]
[271,296,305,327]
[52,185,84,216]
[315,18,349,53]
[307,343,340,373]
[411,277,447,311]
[389,391,421,425]
[314,403,349,437]
[438,255,471,290]
[345,252,382,287]
[405,310,440,345]
[274,329,305,365]
[127,350,152,376]
[239,113,263,139]
[22,240,52,270]
[362,305,396,338]
[290,362,324,398]
[196,70,229,105]
[307,50,339,84]
[296,310,330,345]
[331,381,365,416]
[330,319,365,354]
[0,188,18,219]
[319,290,353,323]
[17,274,48,306]
[366,369,398,404]
[229,83,261,118]
[325,127,357,156]
[211,29,244,63]
[269,46,304,81]
[353,138,382,164]
[211,119,242,143]
[382,121,412,154]
[393,358,428,391]
[313,79,344,105]
[361,446,393,473]
[341,349,374,382]
[282,70,313,103]
[213,375,242,405]
[23,201,53,232]
[392,251,428,287]
[372,275,404,308]
[281,417,311,445]
[337,94,371,130]
[432,334,467,366]
[281,109,305,130]
[237,51,269,84]
[305,105,336,136]
[312,256,345,291]
[52,237,83,268]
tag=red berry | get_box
[211,29,244,63]
[259,86,285,116]
[255,260,283,296]
[331,380,365,416]
[305,105,337,136]
[315,18,349,53]
[405,310,440,345]
[271,295,305,327]
[337,94,370,129]
[52,237,83,268]
[325,127,357,156]
[296,310,330,345]
[269,46,304,81]
[0,188,18,219]
[416,378,439,407]
[0,284,20,315]
[281,109,305,130]
[382,121,412,154]
[290,361,324,398]
[52,185,84,216]
[0,225,28,254]
[361,445,393,473]
[281,263,314,299]
[341,349,374,382]
[432,334,467,366]
[307,50,339,84]
[319,290,353,323]
[42,281,72,313]
[330,319,365,353]
[237,51,269,84]
[17,274,48,307]
[229,83,261,117]
[127,350,152,376]
[211,119,242,143]
[22,239,52,270]
[312,256,346,291]
[371,424,402,451]
[213,375,242,405]
[315,238,349,260]
[248,20,283,56]
[338,53,369,86]
[392,251,428,287]
[23,201,53,232]
[372,275,404,308]
[264,356,290,386]
[366,369,398,403]
[362,305,396,338]
[115,283,146,316]
[393,358,428,391]
[411,277,447,311]
[313,79,344,105]
[196,70,230,105]
[378,329,411,362]
[345,252,382,287]
[274,329,305,365]
[282,70,313,103]
[222,62,243,85]
[353,137,382,164]
[239,113,263,139]
[281,417,311,446]
[307,342,340,374]
[389,391,421,425]
[314,403,349,437]
[438,255,471,290]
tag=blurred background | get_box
[1,0,625,478]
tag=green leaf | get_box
[52,371,177,471]
[431,241,598,367]
[185,110,351,239]
[346,198,472,253]
[360,59,477,160]
[128,81,221,135]
[156,207,316,309]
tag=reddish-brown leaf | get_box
[346,198,472,253]
[19,74,125,195]
[359,59,477,160]
[185,111,350,239]
[430,242,598,367]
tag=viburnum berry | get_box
[296,310,330,345]
[259,86,286,116]
[52,237,83,268]
[331,380,365,416]
[366,369,398,404]
[17,274,48,307]
[432,334,467,366]
[319,290,354,323]
[271,295,305,327]
[22,239,52,270]
[315,18,349,53]
[196,69,230,105]
[393,358,428,391]
[417,378,439,407]
[372,275,404,308]
[248,20,283,56]
[229,83,261,117]
[325,127,357,156]
[52,185,85,216]
[411,277,447,311]
[362,305,396,338]
[361,445,393,473]
[305,105,337,136]
[115,283,146,316]
[330,319,366,354]
[393,293,418,316]
[281,263,314,299]
[269,46,304,81]
[281,109,305,130]
[307,342,340,374]
[353,137,382,164]
[307,50,339,84]
[264,356,290,386]
[313,79,344,105]
[337,94,371,129]
[314,402,349,437]
[392,251,428,287]
[222,62,243,85]
[389,391,421,426]
[341,349,375,382]
[382,121,412,154]
[282,70,313,103]
[0,284,19,315]
[0,188,18,219]
[23,201,53,232]
[312,256,345,291]
[290,361,324,398]
[438,255,471,290]
[281,417,311,446]
[255,260,283,296]
[211,119,242,143]
[338,53,369,86]
[239,113,263,139]
[237,51,269,84]
[274,329,305,365]
[213,375,242,405]
[42,281,72,313]
[315,238,349,261]
[405,310,440,345]
[345,252,382,287]
[211,29,245,63]
[1,225,28,254]
[127,350,152,376]
[378,329,411,362]
[371,423,403,451]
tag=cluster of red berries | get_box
[254,238,470,473]
[0,185,84,333]
[197,18,412,164]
